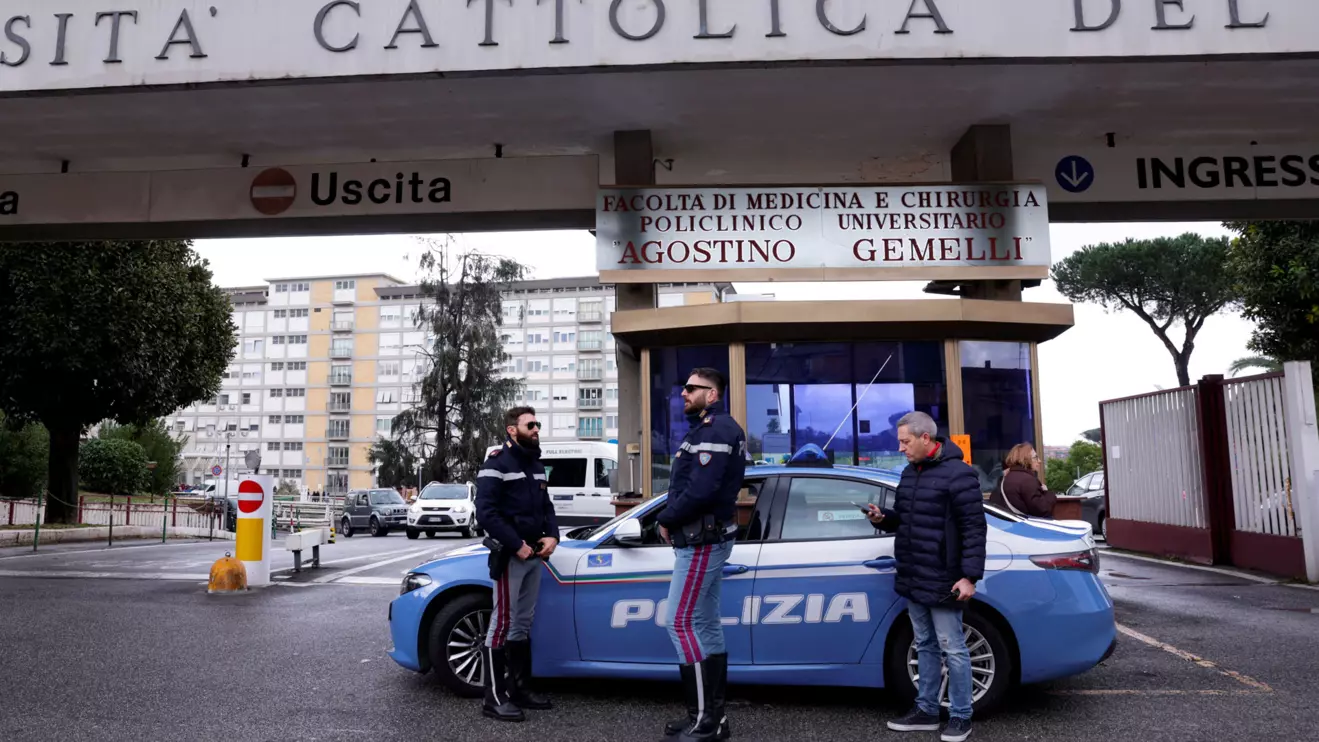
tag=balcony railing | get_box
[328,401,352,412]
[327,458,350,468]
[329,373,353,386]
[578,367,603,381]
[578,310,604,323]
[578,398,604,410]
[330,346,353,359]
[331,321,354,332]
[326,427,350,440]
[576,425,604,440]
[577,339,604,351]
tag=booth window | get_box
[745,341,947,469]
[650,346,732,495]
[959,341,1036,494]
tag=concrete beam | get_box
[612,130,657,497]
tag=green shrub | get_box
[79,438,148,496]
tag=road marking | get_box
[312,548,436,584]
[1115,623,1272,692]
[1282,582,1319,592]
[0,569,208,581]
[335,576,404,586]
[1100,550,1279,584]
[1049,689,1260,696]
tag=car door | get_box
[750,474,901,665]
[544,457,584,521]
[573,478,773,666]
[351,492,370,528]
[575,456,617,520]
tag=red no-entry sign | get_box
[237,479,266,514]
[250,168,297,215]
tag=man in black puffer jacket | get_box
[865,411,985,742]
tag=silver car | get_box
[340,488,409,537]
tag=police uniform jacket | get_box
[657,407,746,530]
[476,436,559,553]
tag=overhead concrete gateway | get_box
[0,0,1314,497]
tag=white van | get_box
[483,441,618,525]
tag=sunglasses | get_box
[682,384,714,394]
[522,421,542,430]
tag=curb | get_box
[0,526,236,547]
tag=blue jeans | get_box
[665,541,734,664]
[908,602,973,721]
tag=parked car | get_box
[387,461,1115,714]
[406,482,482,540]
[1065,471,1107,540]
[339,488,409,537]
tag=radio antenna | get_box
[823,353,893,452]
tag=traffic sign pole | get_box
[235,475,274,586]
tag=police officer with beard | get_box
[475,406,559,723]
[657,368,747,741]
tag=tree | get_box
[99,419,188,498]
[1228,355,1282,377]
[1052,234,1239,387]
[392,237,526,485]
[0,242,235,522]
[78,438,148,496]
[1045,440,1103,493]
[1224,221,1319,384]
[369,435,419,489]
[0,411,49,500]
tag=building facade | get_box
[167,274,723,493]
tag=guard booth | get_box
[596,182,1073,503]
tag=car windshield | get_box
[369,490,406,505]
[420,484,468,500]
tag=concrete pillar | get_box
[612,130,657,496]
[1281,361,1319,582]
[926,124,1028,301]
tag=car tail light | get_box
[1029,548,1099,573]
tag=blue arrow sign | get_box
[1055,155,1095,193]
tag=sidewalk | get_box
[0,525,235,547]
[1100,546,1319,589]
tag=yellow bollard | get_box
[208,552,248,594]
[329,524,336,544]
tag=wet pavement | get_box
[1,538,1316,741]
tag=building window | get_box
[268,415,283,424]
[286,388,305,397]
[267,442,281,451]
[327,446,350,467]
[270,362,284,371]
[288,361,307,370]
[288,335,307,345]
[376,417,393,435]
[243,339,263,354]
[274,284,288,293]
[330,392,351,411]
[289,282,309,292]
[282,469,303,479]
[378,360,401,377]
[328,419,351,438]
[218,394,230,405]
[960,341,1035,493]
[283,442,303,451]
[286,415,304,424]
[334,280,356,290]
[377,389,398,404]
[272,309,288,318]
[606,414,619,429]
[272,336,286,345]
[290,308,309,318]
[269,388,284,398]
[241,393,251,405]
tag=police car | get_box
[386,456,1116,713]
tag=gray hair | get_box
[897,411,937,439]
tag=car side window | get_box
[1067,474,1092,496]
[594,458,616,488]
[1091,474,1105,491]
[778,477,892,541]
[546,458,587,488]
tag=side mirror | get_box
[613,518,644,547]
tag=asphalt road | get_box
[1,538,1316,742]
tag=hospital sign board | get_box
[596,184,1051,284]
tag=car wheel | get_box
[406,528,420,540]
[474,526,485,538]
[370,517,385,537]
[427,592,491,698]
[885,607,1013,715]
[1100,515,1108,542]
[426,530,439,539]
[460,527,473,539]
[341,517,353,538]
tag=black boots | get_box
[664,654,730,741]
[505,639,553,710]
[481,646,524,722]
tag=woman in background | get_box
[990,443,1057,518]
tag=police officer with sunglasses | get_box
[657,368,747,741]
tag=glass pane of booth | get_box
[959,341,1036,495]
[649,345,732,495]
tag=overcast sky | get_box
[194,221,1251,446]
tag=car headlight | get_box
[400,572,433,595]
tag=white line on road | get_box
[1115,623,1273,692]
[335,576,405,586]
[1100,550,1279,584]
[312,548,437,584]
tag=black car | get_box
[1065,471,1107,540]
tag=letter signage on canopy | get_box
[596,184,1051,284]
